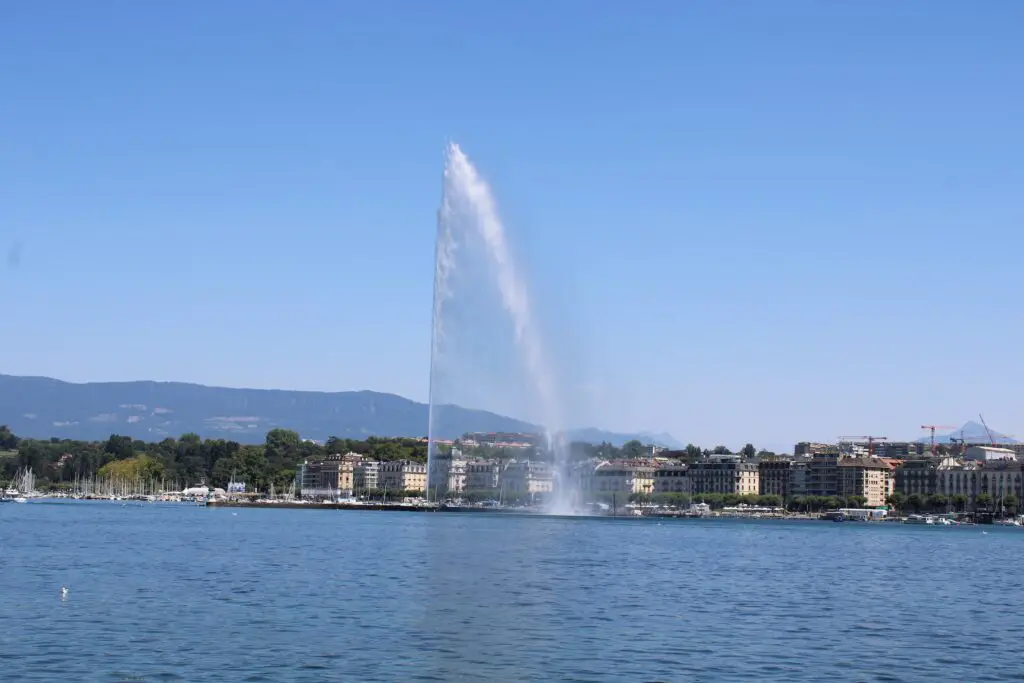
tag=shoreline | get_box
[204,500,529,513]
[201,501,1004,525]
[5,497,1007,525]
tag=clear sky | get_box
[2,1,1022,451]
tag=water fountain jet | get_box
[427,143,578,514]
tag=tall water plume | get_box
[428,143,576,514]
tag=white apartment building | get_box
[501,460,554,495]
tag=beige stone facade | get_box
[465,460,500,491]
[688,456,759,495]
[583,460,656,495]
[837,457,893,507]
[379,460,427,494]
[501,460,553,494]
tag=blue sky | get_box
[2,1,1022,451]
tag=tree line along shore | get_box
[3,426,1013,515]
[0,426,655,492]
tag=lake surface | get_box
[2,503,1023,682]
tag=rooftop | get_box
[837,457,892,470]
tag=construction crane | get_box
[979,414,999,448]
[920,424,957,458]
[838,436,888,457]
[950,419,1015,451]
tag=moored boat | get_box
[903,514,935,525]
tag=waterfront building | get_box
[895,459,938,497]
[300,453,354,498]
[583,460,656,495]
[427,448,468,497]
[837,457,894,507]
[353,460,380,493]
[758,458,792,498]
[568,458,602,494]
[501,460,554,495]
[789,461,808,497]
[465,459,501,491]
[337,460,355,498]
[963,446,1017,462]
[653,462,689,494]
[379,460,427,494]
[688,455,759,495]
[936,460,1024,508]
[806,454,840,498]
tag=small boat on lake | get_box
[903,514,935,525]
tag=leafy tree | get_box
[98,454,165,481]
[370,440,405,462]
[175,433,207,485]
[235,445,270,491]
[204,439,241,475]
[324,436,348,455]
[621,440,646,459]
[711,445,732,455]
[296,439,325,463]
[975,492,993,511]
[905,493,925,512]
[740,443,757,459]
[104,434,135,460]
[265,428,301,470]
[211,455,235,488]
[1003,494,1019,513]
[683,444,702,459]
[0,425,18,450]
[951,494,969,512]
[886,492,906,512]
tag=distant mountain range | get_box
[0,374,681,448]
[915,421,1018,445]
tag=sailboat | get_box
[0,477,15,503]
[2,468,34,503]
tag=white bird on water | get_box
[60,586,69,600]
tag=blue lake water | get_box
[1,502,1023,682]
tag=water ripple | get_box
[1,505,1021,681]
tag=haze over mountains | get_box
[914,421,1018,445]
[0,374,682,447]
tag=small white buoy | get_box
[60,586,69,600]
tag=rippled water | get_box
[1,502,1022,682]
